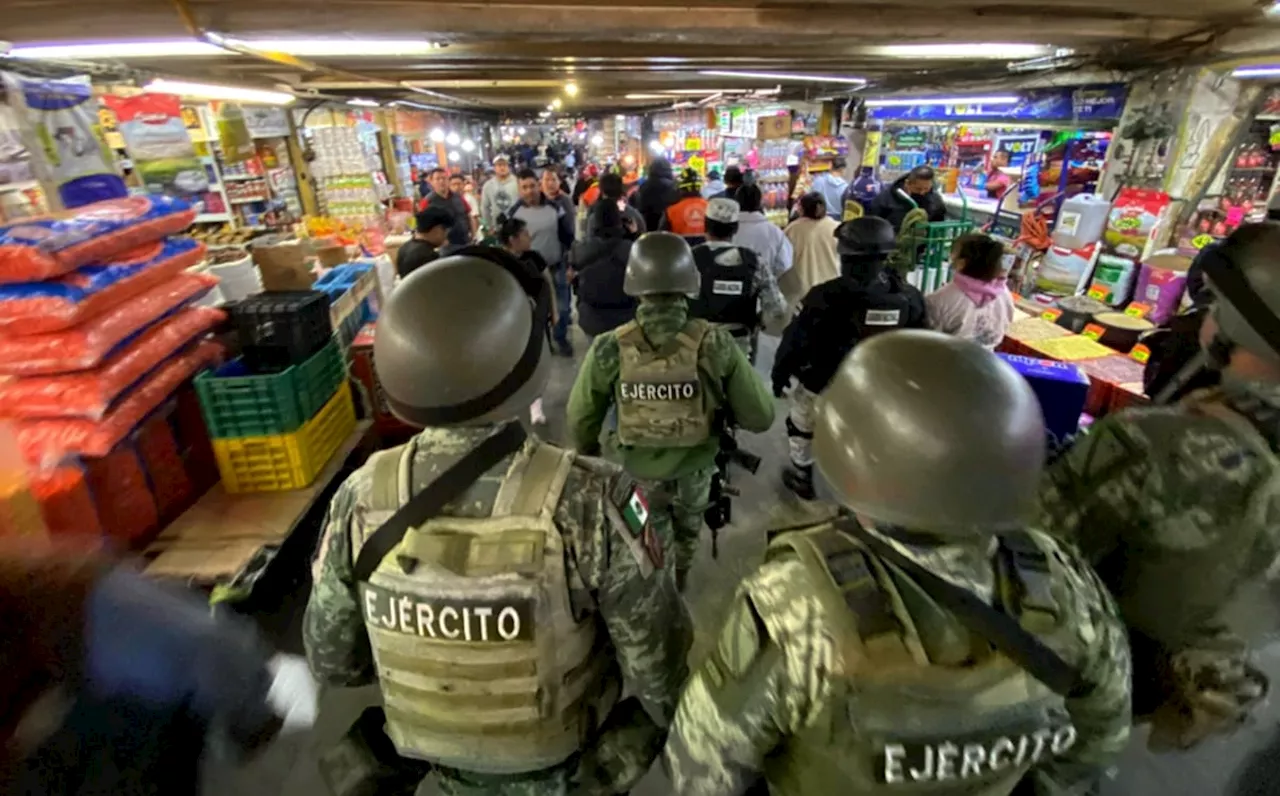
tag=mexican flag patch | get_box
[622,488,649,534]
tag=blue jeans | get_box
[552,264,573,346]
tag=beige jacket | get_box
[779,216,841,325]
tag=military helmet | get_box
[835,216,896,257]
[624,231,700,297]
[374,247,551,427]
[1204,222,1280,362]
[812,330,1046,535]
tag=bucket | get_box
[1093,311,1155,353]
[209,254,263,302]
[1133,253,1191,325]
[1055,295,1110,333]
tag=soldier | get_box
[1039,222,1280,750]
[689,197,787,363]
[665,331,1132,795]
[772,215,927,499]
[303,248,693,796]
[567,232,775,591]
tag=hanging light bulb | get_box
[448,151,461,162]
[552,98,563,110]
[461,139,476,152]
[565,81,579,97]
[445,131,461,146]
[648,139,664,153]
[516,126,526,135]
[590,133,604,147]
[429,128,445,143]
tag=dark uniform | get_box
[772,216,927,497]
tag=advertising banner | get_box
[868,84,1128,123]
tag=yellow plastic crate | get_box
[213,383,356,493]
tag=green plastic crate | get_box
[195,340,346,438]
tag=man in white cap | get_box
[688,197,786,362]
[480,154,521,233]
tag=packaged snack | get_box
[0,194,196,282]
[101,93,208,198]
[1,72,127,208]
[1104,188,1172,262]
[85,442,158,546]
[30,465,102,539]
[16,340,223,468]
[0,238,207,334]
[0,306,225,419]
[0,273,215,376]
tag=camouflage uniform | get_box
[663,506,1133,795]
[1039,377,1280,747]
[567,295,775,586]
[305,425,693,795]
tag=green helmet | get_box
[624,232,700,297]
[374,247,551,427]
[812,330,1046,536]
[1205,222,1280,363]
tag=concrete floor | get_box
[215,328,1280,796]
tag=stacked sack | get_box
[195,288,356,494]
[0,195,227,544]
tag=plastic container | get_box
[229,290,333,372]
[1091,255,1138,308]
[194,340,346,438]
[209,254,263,303]
[1053,194,1111,250]
[212,383,356,493]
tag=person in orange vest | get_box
[661,168,708,246]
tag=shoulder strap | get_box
[353,421,528,582]
[837,518,1082,697]
[368,444,410,512]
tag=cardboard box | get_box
[756,113,792,141]
[252,240,316,291]
[315,244,350,269]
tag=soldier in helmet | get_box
[772,215,927,499]
[303,247,692,796]
[1040,222,1280,750]
[664,330,1132,795]
[567,231,776,590]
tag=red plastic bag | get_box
[16,340,223,468]
[0,195,195,283]
[0,307,225,420]
[0,272,215,376]
[0,238,207,335]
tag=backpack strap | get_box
[997,531,1060,634]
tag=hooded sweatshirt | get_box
[925,273,1014,350]
[632,160,680,232]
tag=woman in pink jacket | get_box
[925,233,1013,350]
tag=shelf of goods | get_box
[309,126,385,228]
[1180,121,1280,254]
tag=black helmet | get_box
[835,216,896,257]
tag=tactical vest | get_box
[614,318,713,447]
[355,438,618,774]
[762,524,1076,796]
[690,244,760,332]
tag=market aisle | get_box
[213,330,1280,796]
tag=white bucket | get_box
[209,254,263,302]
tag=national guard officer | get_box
[772,215,927,499]
[665,330,1132,795]
[303,248,692,796]
[689,197,787,363]
[1040,222,1280,750]
[567,232,776,591]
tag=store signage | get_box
[243,106,290,139]
[894,131,927,148]
[684,136,702,151]
[868,84,1128,122]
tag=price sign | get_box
[1040,308,1063,323]
[688,154,706,174]
[1086,283,1111,302]
[1081,323,1106,341]
[1129,343,1151,364]
[1125,302,1152,319]
[684,137,702,152]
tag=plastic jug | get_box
[1053,194,1111,249]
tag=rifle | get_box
[704,423,761,558]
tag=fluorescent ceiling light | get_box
[7,37,440,60]
[144,78,294,105]
[347,98,379,107]
[864,95,1020,107]
[1234,66,1280,78]
[552,98,563,109]
[699,70,866,84]
[565,81,579,97]
[868,43,1059,59]
[1266,2,1280,16]
[391,100,437,110]
[626,93,678,100]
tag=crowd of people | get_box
[4,146,1280,796]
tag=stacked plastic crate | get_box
[0,195,225,544]
[196,291,356,493]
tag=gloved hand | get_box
[772,376,789,398]
[84,566,279,751]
